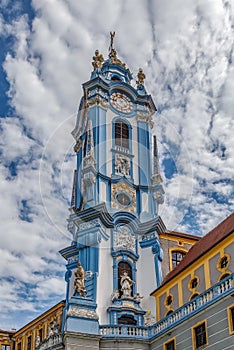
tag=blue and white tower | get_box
[60,33,165,334]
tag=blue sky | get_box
[0,0,234,330]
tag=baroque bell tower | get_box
[60,33,165,335]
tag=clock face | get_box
[110,92,134,114]
[116,192,132,207]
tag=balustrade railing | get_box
[100,274,234,340]
[149,273,234,338]
[100,325,148,338]
[36,275,233,345]
[36,333,63,350]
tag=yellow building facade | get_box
[152,214,234,321]
[15,300,65,350]
[159,230,200,278]
[0,301,65,350]
[0,329,15,350]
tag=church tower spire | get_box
[60,33,165,336]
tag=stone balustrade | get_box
[100,325,148,338]
[101,273,234,340]
[36,333,63,350]
[36,274,234,345]
[149,273,234,339]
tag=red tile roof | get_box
[152,213,234,293]
[0,329,16,333]
[163,230,201,241]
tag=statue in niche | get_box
[74,261,86,297]
[114,225,135,252]
[120,271,134,297]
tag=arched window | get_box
[190,293,199,300]
[118,261,132,297]
[115,120,129,149]
[166,310,174,316]
[219,272,230,281]
[118,315,137,325]
[111,75,121,81]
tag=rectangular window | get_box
[27,336,32,350]
[17,343,21,350]
[1,346,11,350]
[171,251,186,269]
[164,338,176,350]
[231,307,234,330]
[193,321,207,349]
[228,305,234,334]
[115,121,129,149]
[39,328,43,341]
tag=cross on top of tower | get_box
[109,31,115,53]
[107,31,126,68]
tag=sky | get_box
[0,0,234,330]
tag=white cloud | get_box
[0,0,234,329]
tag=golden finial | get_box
[92,49,104,71]
[136,68,146,85]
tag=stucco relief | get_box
[67,255,79,264]
[114,225,135,252]
[78,219,99,231]
[67,307,99,320]
[115,154,130,176]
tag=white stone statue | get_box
[111,289,120,301]
[47,318,59,338]
[144,310,155,326]
[48,325,54,337]
[74,261,86,296]
[120,271,134,297]
[35,335,40,347]
[134,292,144,302]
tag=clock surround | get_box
[110,92,134,114]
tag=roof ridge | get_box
[159,212,234,288]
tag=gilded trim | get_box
[188,275,200,292]
[216,253,231,272]
[227,303,234,335]
[218,271,231,281]
[164,293,174,309]
[163,336,176,350]
[178,279,183,306]
[204,259,211,289]
[169,248,188,272]
[189,292,199,300]
[192,319,208,350]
